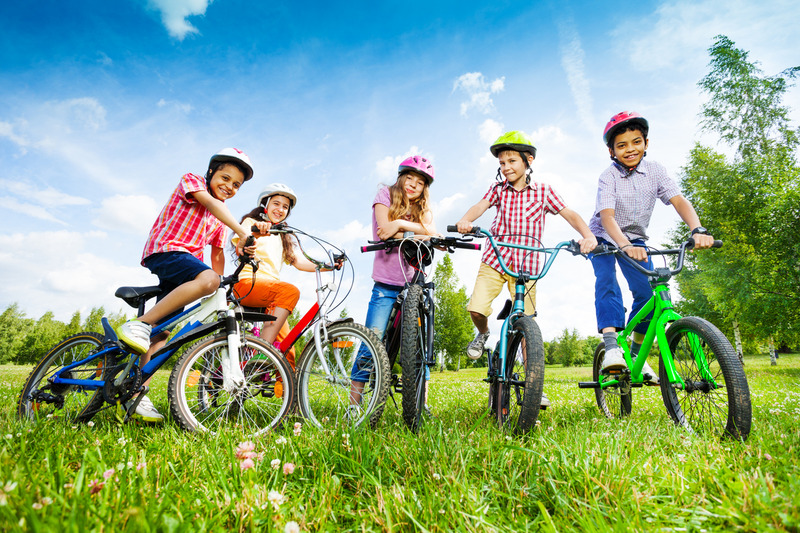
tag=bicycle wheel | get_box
[17,332,109,423]
[496,315,544,433]
[399,284,427,431]
[661,317,751,440]
[592,342,632,419]
[168,333,294,436]
[295,322,390,429]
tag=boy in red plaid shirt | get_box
[115,148,257,422]
[456,131,596,407]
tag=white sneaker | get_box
[540,391,551,409]
[641,360,660,385]
[117,319,152,354]
[601,347,626,372]
[344,404,362,423]
[467,332,490,360]
[118,395,164,423]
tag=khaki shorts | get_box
[467,262,537,317]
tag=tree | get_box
[0,304,33,364]
[673,35,800,355]
[17,311,68,364]
[431,255,474,370]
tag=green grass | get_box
[2,354,799,531]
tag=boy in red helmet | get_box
[115,148,257,422]
[589,112,715,380]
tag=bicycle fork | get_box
[221,308,246,393]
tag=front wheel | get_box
[17,332,109,423]
[592,342,632,419]
[295,322,390,429]
[661,317,751,440]
[399,284,427,431]
[496,315,544,433]
[168,333,294,436]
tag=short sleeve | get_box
[543,185,567,214]
[178,173,207,204]
[595,169,617,212]
[373,186,392,209]
[482,183,502,207]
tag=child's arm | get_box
[598,208,649,261]
[191,190,249,241]
[210,245,225,275]
[557,207,598,254]
[669,195,715,249]
[375,204,437,240]
[455,199,491,234]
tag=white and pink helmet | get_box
[208,147,254,181]
[398,155,435,185]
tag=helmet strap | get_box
[495,168,503,182]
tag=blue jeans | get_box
[590,239,654,335]
[351,283,401,382]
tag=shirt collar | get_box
[612,160,648,177]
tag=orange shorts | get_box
[233,277,300,368]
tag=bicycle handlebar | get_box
[592,238,723,278]
[250,223,346,270]
[360,235,481,254]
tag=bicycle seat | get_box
[115,285,162,309]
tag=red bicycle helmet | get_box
[398,155,435,184]
[602,112,649,147]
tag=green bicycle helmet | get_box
[490,131,537,159]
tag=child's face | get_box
[401,173,426,201]
[208,163,245,201]
[498,151,532,187]
[264,195,292,223]
[609,129,648,168]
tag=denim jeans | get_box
[351,283,401,382]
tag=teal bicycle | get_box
[578,238,752,441]
[449,225,582,434]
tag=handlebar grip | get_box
[251,224,259,233]
[447,224,480,234]
[361,243,387,252]
[452,241,481,250]
[244,235,255,247]
[713,240,723,248]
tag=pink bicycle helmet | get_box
[209,147,254,181]
[398,155,435,184]
[603,112,649,147]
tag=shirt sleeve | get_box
[595,168,617,212]
[543,184,567,214]
[178,173,207,203]
[482,183,501,207]
[373,186,392,209]
[655,163,682,204]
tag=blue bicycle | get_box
[449,225,581,433]
[17,244,295,436]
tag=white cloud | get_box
[374,146,425,180]
[556,19,595,132]
[478,119,503,145]
[93,195,161,234]
[147,0,213,40]
[453,72,505,117]
[156,98,193,114]
[0,121,28,149]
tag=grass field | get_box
[1,354,798,531]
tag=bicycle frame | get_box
[596,240,721,391]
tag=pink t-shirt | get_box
[141,173,227,264]
[371,186,415,286]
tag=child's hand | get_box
[691,233,715,250]
[622,245,648,262]
[578,236,598,255]
[377,220,402,240]
[455,219,473,234]
[252,221,271,235]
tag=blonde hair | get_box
[387,172,431,231]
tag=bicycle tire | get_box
[168,333,294,436]
[295,322,390,429]
[661,317,751,440]
[17,332,109,423]
[592,342,632,419]
[399,284,427,431]
[497,315,544,433]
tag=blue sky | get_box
[1,0,798,342]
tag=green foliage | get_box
[432,255,474,370]
[545,328,597,367]
[674,35,800,346]
[0,304,33,364]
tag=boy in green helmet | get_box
[455,131,597,408]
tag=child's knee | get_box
[195,270,221,294]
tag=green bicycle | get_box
[578,238,751,441]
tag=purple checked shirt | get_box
[588,160,682,242]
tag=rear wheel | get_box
[399,284,427,431]
[295,322,390,429]
[496,316,544,433]
[169,333,294,436]
[17,332,108,423]
[593,342,632,419]
[661,317,751,440]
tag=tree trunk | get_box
[769,335,777,366]
[732,319,744,365]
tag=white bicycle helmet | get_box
[258,183,297,208]
[209,148,254,181]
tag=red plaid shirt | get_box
[482,180,566,275]
[141,173,226,264]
